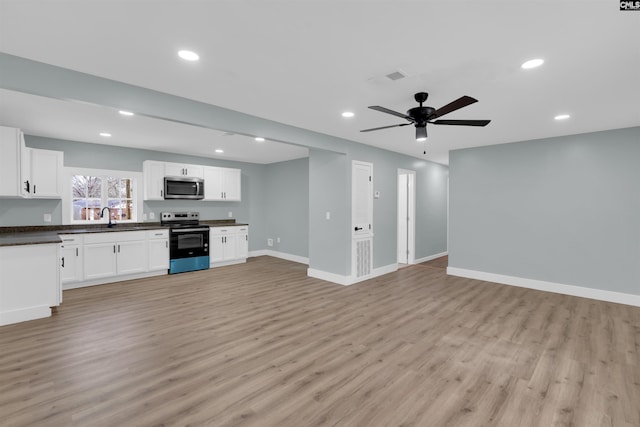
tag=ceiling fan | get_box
[361,92,490,141]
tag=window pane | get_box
[72,199,86,220]
[72,175,87,198]
[87,176,102,198]
[120,179,132,198]
[107,177,118,198]
[87,199,102,220]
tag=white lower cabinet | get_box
[83,231,147,281]
[147,229,169,271]
[0,243,61,326]
[60,234,84,286]
[210,226,249,266]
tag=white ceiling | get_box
[0,0,638,165]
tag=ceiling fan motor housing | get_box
[407,106,436,126]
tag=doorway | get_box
[397,169,416,266]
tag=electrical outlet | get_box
[142,213,148,221]
[149,212,155,220]
[326,211,331,220]
[277,237,281,243]
[267,238,274,247]
[43,213,52,223]
[228,211,233,218]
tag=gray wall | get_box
[263,157,309,258]
[449,126,640,296]
[1,136,269,252]
[1,53,450,278]
[346,142,449,268]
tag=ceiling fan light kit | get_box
[361,92,491,142]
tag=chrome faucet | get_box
[100,207,116,228]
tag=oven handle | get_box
[171,227,210,233]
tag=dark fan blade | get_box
[429,96,478,119]
[430,119,491,127]
[369,106,414,121]
[360,123,412,132]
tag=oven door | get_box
[169,227,209,259]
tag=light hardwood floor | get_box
[1,256,638,426]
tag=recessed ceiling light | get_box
[554,114,571,120]
[521,58,544,69]
[178,50,199,61]
[119,110,134,116]
[254,137,265,142]
[341,111,355,118]
[99,132,111,137]
[215,149,224,153]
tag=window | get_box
[64,168,141,225]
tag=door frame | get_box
[397,169,416,265]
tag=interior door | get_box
[352,161,373,236]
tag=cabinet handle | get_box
[113,245,116,253]
[24,180,30,193]
[166,241,168,248]
[118,244,121,253]
[76,248,78,256]
[61,257,65,268]
[33,184,36,194]
[161,190,163,197]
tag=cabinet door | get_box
[184,165,204,178]
[236,231,249,259]
[60,245,83,284]
[116,240,148,275]
[0,126,27,197]
[148,239,169,271]
[223,168,241,201]
[164,163,185,177]
[31,149,63,198]
[203,167,224,201]
[210,233,225,263]
[223,234,238,261]
[84,243,118,280]
[143,161,165,200]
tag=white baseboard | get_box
[63,270,167,290]
[307,263,398,286]
[249,250,309,265]
[446,266,640,307]
[414,251,448,264]
[0,305,51,326]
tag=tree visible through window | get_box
[72,175,135,222]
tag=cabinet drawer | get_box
[83,230,147,244]
[59,234,84,244]
[210,227,234,235]
[147,229,169,239]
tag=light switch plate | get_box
[149,212,155,220]
[228,211,233,218]
[43,213,52,223]
[326,211,331,220]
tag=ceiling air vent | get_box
[385,70,406,81]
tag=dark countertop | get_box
[0,220,248,247]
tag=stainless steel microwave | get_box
[164,176,205,200]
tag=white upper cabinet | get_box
[29,148,64,198]
[164,162,204,179]
[143,160,165,200]
[0,126,63,199]
[0,125,29,197]
[204,166,241,201]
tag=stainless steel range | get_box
[161,212,209,274]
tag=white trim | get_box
[249,250,309,265]
[414,251,448,264]
[63,270,166,290]
[0,305,51,326]
[210,259,246,268]
[446,266,640,307]
[307,263,398,286]
[62,167,143,226]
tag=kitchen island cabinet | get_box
[0,242,61,326]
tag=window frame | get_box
[62,167,143,226]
